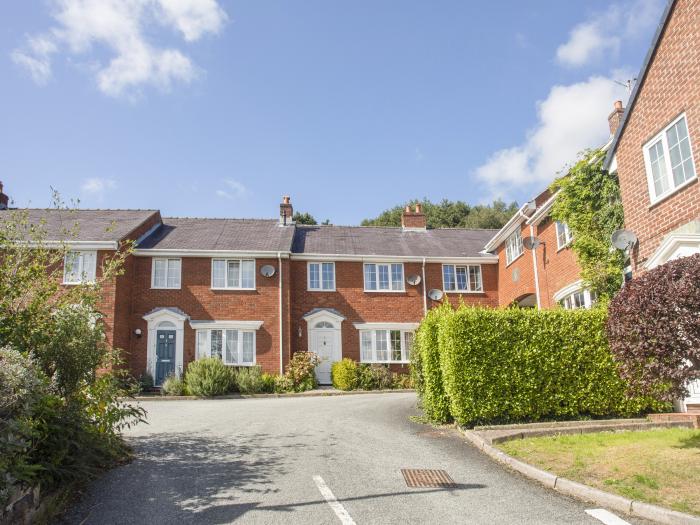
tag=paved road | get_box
[61,393,648,524]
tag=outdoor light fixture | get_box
[134,328,142,337]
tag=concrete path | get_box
[60,393,651,524]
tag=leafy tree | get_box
[292,212,317,225]
[607,254,700,401]
[361,198,518,229]
[550,149,625,300]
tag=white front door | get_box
[311,329,339,385]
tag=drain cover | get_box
[401,469,456,488]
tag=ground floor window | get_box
[196,328,255,365]
[360,329,414,363]
[560,289,597,310]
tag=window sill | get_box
[364,289,406,293]
[360,361,410,365]
[648,176,698,209]
[307,288,337,292]
[211,287,257,291]
[556,242,572,253]
[505,252,524,268]
[443,290,484,294]
[62,281,94,286]
[151,286,181,290]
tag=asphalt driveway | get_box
[60,393,648,524]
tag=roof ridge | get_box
[162,216,277,221]
[297,224,499,232]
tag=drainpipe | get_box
[528,224,542,309]
[278,252,284,375]
[422,257,428,314]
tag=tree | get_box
[607,254,700,401]
[292,212,317,225]
[361,198,518,229]
[550,149,625,300]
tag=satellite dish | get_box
[523,236,541,250]
[406,274,422,286]
[611,229,638,250]
[428,289,444,301]
[260,264,276,277]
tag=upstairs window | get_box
[308,262,335,291]
[63,250,96,284]
[643,114,696,203]
[556,222,573,250]
[442,264,483,292]
[152,258,181,289]
[364,263,404,291]
[505,229,524,265]
[360,329,414,363]
[211,259,255,289]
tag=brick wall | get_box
[496,221,537,306]
[614,0,700,270]
[534,216,581,308]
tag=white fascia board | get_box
[483,204,531,252]
[353,322,420,331]
[290,253,498,264]
[133,249,291,258]
[526,191,560,226]
[189,320,264,330]
[21,240,118,250]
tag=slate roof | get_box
[291,225,497,258]
[137,218,296,252]
[0,209,159,242]
[604,0,676,168]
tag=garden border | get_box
[459,426,700,525]
[132,388,415,401]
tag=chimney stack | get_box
[608,100,625,136]
[279,195,293,225]
[0,181,8,210]
[401,203,427,231]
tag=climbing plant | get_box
[549,149,625,300]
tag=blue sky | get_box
[1,0,665,225]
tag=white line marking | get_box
[585,508,631,525]
[313,475,357,525]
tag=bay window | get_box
[196,328,256,366]
[211,259,255,289]
[360,329,414,363]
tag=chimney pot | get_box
[614,100,623,111]
[415,203,422,214]
[401,201,426,230]
[279,195,293,225]
[608,101,625,136]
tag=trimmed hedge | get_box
[412,306,667,427]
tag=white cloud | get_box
[11,0,227,98]
[81,177,117,200]
[556,0,664,68]
[474,75,628,198]
[216,179,247,200]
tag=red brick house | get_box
[604,0,700,410]
[0,193,499,385]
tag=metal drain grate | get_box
[401,469,456,488]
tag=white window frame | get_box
[151,257,181,289]
[505,229,524,265]
[196,328,257,366]
[307,262,336,291]
[442,264,483,293]
[555,221,573,250]
[62,250,97,284]
[643,113,697,205]
[559,289,596,310]
[359,329,415,364]
[211,259,256,290]
[363,262,405,292]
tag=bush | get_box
[331,359,359,390]
[358,364,393,390]
[161,373,186,396]
[260,373,277,393]
[283,352,321,392]
[391,373,413,389]
[607,253,700,401]
[236,366,266,394]
[138,372,154,392]
[413,305,666,427]
[185,358,235,397]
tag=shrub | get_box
[161,373,186,396]
[284,352,321,392]
[236,366,265,394]
[607,254,700,401]
[357,364,393,390]
[260,373,277,393]
[391,373,413,389]
[411,307,451,422]
[274,374,294,393]
[331,359,359,390]
[138,372,154,392]
[413,305,666,427]
[185,358,235,397]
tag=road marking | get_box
[585,509,631,525]
[313,475,357,525]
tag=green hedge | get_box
[413,306,666,427]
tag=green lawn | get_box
[500,428,700,516]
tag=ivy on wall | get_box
[549,149,626,301]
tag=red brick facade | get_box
[610,0,700,271]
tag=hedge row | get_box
[411,305,667,427]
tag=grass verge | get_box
[499,427,700,516]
